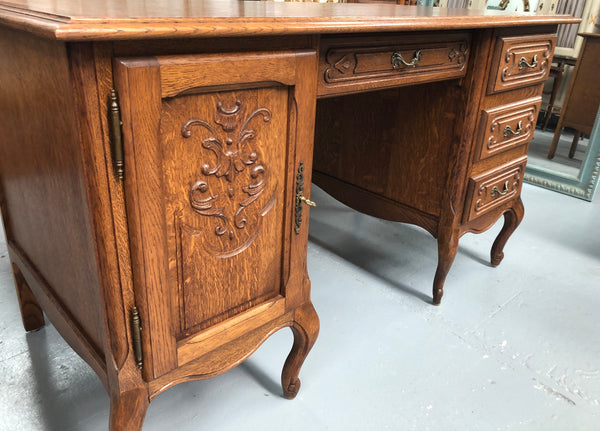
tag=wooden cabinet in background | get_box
[547,33,600,159]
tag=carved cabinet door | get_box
[113,50,317,380]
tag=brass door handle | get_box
[503,120,523,137]
[518,54,538,69]
[294,162,316,234]
[391,50,422,69]
[297,194,316,207]
[491,181,510,197]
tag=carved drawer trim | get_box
[318,32,470,96]
[476,97,541,161]
[463,157,527,222]
[488,34,555,94]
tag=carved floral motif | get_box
[181,100,274,250]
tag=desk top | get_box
[0,0,579,41]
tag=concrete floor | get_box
[1,183,599,431]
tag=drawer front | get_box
[463,158,527,222]
[488,34,555,94]
[319,32,470,96]
[477,97,541,161]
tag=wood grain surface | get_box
[0,0,579,40]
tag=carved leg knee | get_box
[109,387,149,431]
[433,227,459,306]
[11,262,45,332]
[281,302,320,400]
[491,198,524,267]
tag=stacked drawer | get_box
[463,32,555,223]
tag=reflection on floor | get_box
[1,184,599,430]
[529,127,589,177]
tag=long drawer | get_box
[463,157,527,222]
[318,32,471,96]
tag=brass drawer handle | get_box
[518,54,538,69]
[491,181,510,197]
[391,50,422,69]
[503,120,523,137]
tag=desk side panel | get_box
[0,27,106,363]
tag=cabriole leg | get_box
[281,301,320,400]
[433,227,460,306]
[11,261,45,332]
[491,198,525,267]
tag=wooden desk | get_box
[0,1,577,429]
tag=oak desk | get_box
[0,1,577,429]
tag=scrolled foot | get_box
[490,251,504,267]
[281,302,319,399]
[490,198,524,268]
[283,378,301,400]
[432,289,443,306]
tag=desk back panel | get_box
[314,81,465,218]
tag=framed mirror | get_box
[525,109,600,201]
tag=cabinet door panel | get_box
[114,51,316,379]
[163,87,289,334]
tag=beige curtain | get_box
[556,0,587,48]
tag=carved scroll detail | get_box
[474,168,522,215]
[324,52,357,82]
[181,100,275,252]
[501,41,551,83]
[487,106,537,151]
[448,43,468,67]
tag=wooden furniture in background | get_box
[540,55,577,130]
[0,1,576,430]
[547,33,600,159]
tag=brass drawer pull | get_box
[491,181,510,197]
[518,54,538,69]
[391,50,422,69]
[503,120,523,137]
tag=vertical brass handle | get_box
[503,120,523,137]
[391,50,422,69]
[491,181,510,197]
[518,54,538,69]
[294,162,316,234]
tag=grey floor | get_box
[1,183,599,431]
